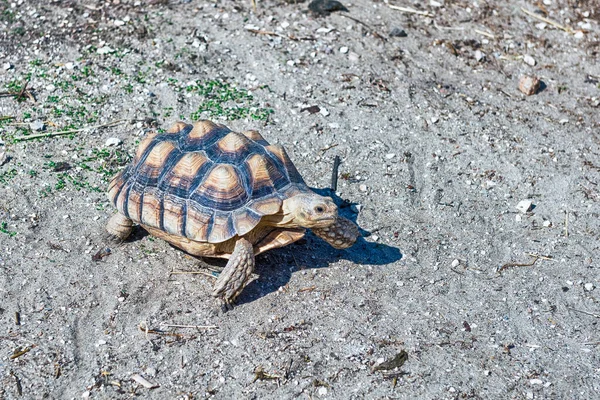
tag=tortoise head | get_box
[282,192,338,229]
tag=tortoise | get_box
[106,120,359,305]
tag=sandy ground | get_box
[1,0,599,399]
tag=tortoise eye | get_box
[315,206,325,213]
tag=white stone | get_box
[114,19,125,26]
[105,137,122,147]
[451,259,460,268]
[530,378,543,385]
[523,55,536,66]
[318,387,327,396]
[431,116,439,123]
[515,199,533,213]
[584,283,594,291]
[543,220,551,227]
[385,153,395,159]
[319,107,330,117]
[30,120,45,131]
[97,46,114,55]
[46,84,56,92]
[3,62,12,70]
[474,50,485,62]
[359,184,367,192]
[340,46,349,54]
[574,31,584,39]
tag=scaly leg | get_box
[312,217,359,249]
[212,238,255,305]
[106,213,133,241]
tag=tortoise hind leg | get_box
[106,213,133,241]
[212,238,255,306]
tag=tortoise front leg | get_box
[212,238,255,305]
[312,217,359,249]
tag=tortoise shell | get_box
[107,120,308,244]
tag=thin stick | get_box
[567,307,600,318]
[331,155,341,192]
[0,116,15,121]
[497,255,540,273]
[474,29,495,38]
[564,211,569,237]
[521,8,572,33]
[13,119,129,141]
[160,324,218,329]
[320,143,338,153]
[170,270,217,278]
[339,14,385,40]
[388,5,434,17]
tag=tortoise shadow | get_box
[234,188,403,305]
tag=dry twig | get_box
[521,8,573,33]
[14,119,130,141]
[388,5,434,17]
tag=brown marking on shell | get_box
[114,180,130,213]
[107,171,125,205]
[194,164,247,207]
[167,152,210,191]
[232,209,262,237]
[250,196,282,215]
[125,185,143,222]
[246,153,277,195]
[265,144,303,183]
[217,131,252,154]
[162,194,186,235]
[167,121,190,133]
[188,120,223,140]
[133,131,159,164]
[185,202,212,241]
[241,130,267,143]
[138,141,178,180]
[141,187,163,228]
[208,213,234,243]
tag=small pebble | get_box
[30,120,45,131]
[46,84,56,92]
[543,220,551,227]
[516,199,533,213]
[65,62,75,70]
[340,46,349,54]
[105,137,123,147]
[559,119,569,124]
[319,107,330,117]
[574,31,584,39]
[359,184,367,192]
[371,235,379,242]
[385,153,395,160]
[584,283,594,291]
[530,379,543,385]
[389,27,407,37]
[451,259,460,268]
[526,392,534,399]
[523,55,536,66]
[348,52,360,62]
[3,62,12,70]
[431,116,439,124]
[474,50,485,62]
[318,387,327,396]
[114,19,125,26]
[97,46,114,55]
[519,75,540,96]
